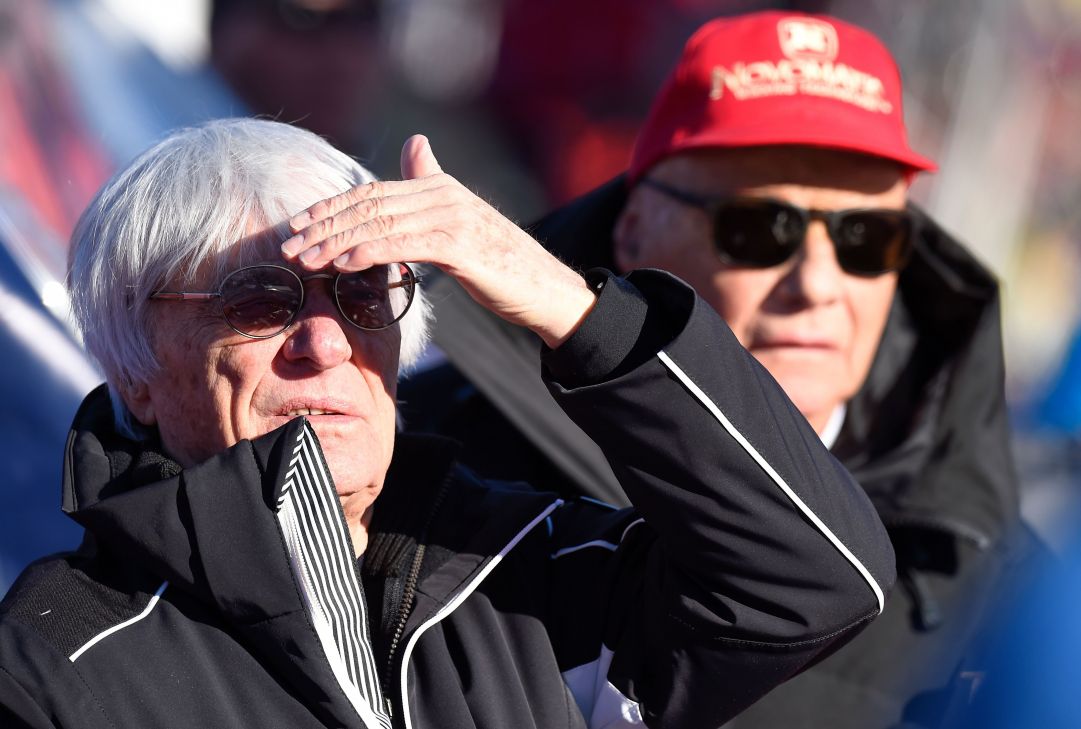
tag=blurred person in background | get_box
[947,534,1081,729]
[0,117,895,728]
[485,0,837,207]
[0,0,114,592]
[210,0,384,152]
[403,11,1025,728]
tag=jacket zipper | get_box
[381,474,454,718]
[391,499,563,729]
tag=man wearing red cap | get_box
[403,11,1022,728]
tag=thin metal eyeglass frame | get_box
[149,262,421,339]
[639,177,914,275]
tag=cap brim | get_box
[665,128,937,173]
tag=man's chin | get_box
[775,378,847,429]
[322,440,391,497]
[279,414,392,494]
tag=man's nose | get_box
[778,221,845,305]
[280,289,352,369]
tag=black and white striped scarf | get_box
[275,422,392,729]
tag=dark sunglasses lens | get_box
[714,201,804,268]
[335,263,415,330]
[220,266,302,336]
[834,212,912,275]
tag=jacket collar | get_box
[62,385,560,615]
[63,389,372,724]
[61,385,561,724]
[833,207,1017,547]
[63,385,310,621]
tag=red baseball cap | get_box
[627,11,936,183]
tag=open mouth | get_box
[286,407,342,417]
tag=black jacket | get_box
[0,271,894,729]
[400,178,1023,728]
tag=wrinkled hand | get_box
[281,135,597,349]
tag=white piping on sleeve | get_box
[550,540,619,559]
[69,581,169,662]
[550,519,645,560]
[656,350,886,614]
[619,518,645,543]
[398,500,563,729]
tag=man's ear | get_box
[120,378,157,427]
[612,205,641,274]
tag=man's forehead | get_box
[188,226,318,284]
[227,226,290,264]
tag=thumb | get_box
[400,134,443,180]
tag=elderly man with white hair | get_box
[0,118,893,729]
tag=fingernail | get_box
[290,211,311,230]
[281,235,303,256]
[333,254,350,268]
[299,245,321,265]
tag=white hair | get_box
[68,118,431,438]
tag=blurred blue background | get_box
[2,0,1080,590]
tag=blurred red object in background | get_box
[0,1,111,241]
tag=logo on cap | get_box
[708,16,892,114]
[777,18,838,61]
[628,12,936,180]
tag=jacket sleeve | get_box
[541,269,896,729]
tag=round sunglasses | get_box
[149,262,419,339]
[641,178,914,276]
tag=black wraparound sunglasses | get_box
[149,262,420,339]
[641,178,915,276]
